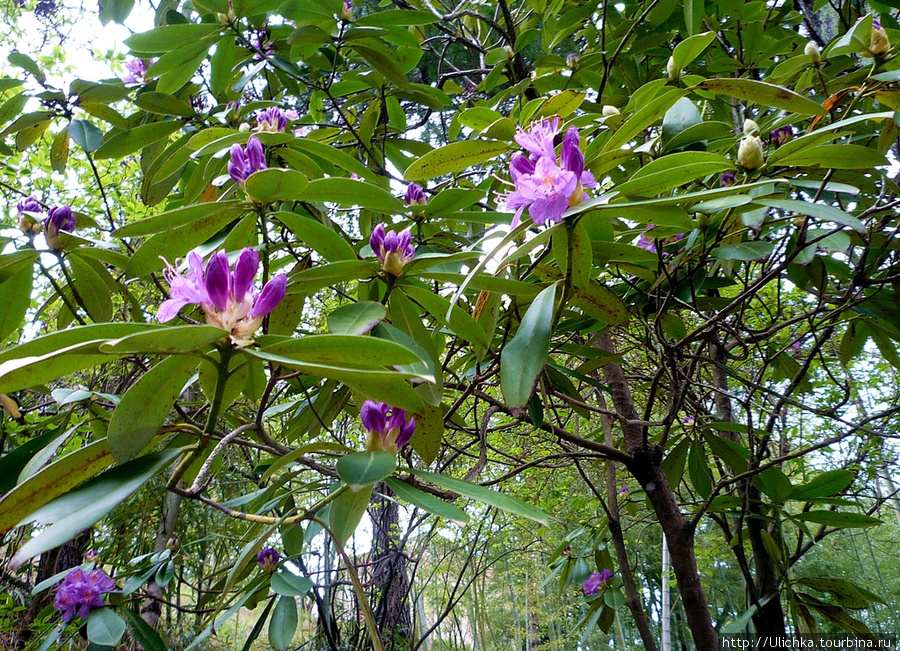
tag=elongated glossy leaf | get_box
[299,177,403,213]
[285,260,378,294]
[271,571,313,597]
[672,32,716,70]
[126,24,221,54]
[0,428,64,496]
[100,325,228,354]
[327,301,386,335]
[777,144,886,170]
[710,241,773,261]
[0,260,33,342]
[122,608,168,651]
[274,211,356,261]
[793,510,881,529]
[385,477,469,524]
[94,121,183,159]
[603,89,686,153]
[408,469,554,527]
[501,284,556,407]
[790,470,855,501]
[401,285,489,350]
[67,118,103,153]
[87,608,126,647]
[754,198,864,233]
[328,483,373,544]
[269,596,298,651]
[696,78,826,116]
[337,451,396,491]
[616,152,732,197]
[404,140,509,181]
[108,356,197,463]
[260,333,424,368]
[10,450,179,567]
[244,169,309,203]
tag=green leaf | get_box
[353,44,411,89]
[0,260,33,342]
[244,169,309,203]
[404,140,509,181]
[99,0,135,24]
[688,441,712,498]
[260,333,425,369]
[99,325,228,354]
[134,92,196,117]
[0,428,64,496]
[796,577,885,609]
[268,595,298,651]
[776,144,886,170]
[87,608,126,647]
[298,178,404,213]
[615,151,732,197]
[695,79,826,116]
[401,285,489,351]
[50,127,69,172]
[10,450,179,567]
[114,201,245,238]
[501,284,556,407]
[710,241,773,261]
[126,24,221,55]
[8,52,45,83]
[285,260,378,294]
[67,255,113,323]
[271,571,313,597]
[327,302,386,335]
[602,88,686,153]
[108,355,198,463]
[328,483,373,544]
[790,470,855,501]
[793,510,881,529]
[94,121,183,159]
[122,608,167,651]
[274,211,357,261]
[672,32,716,70]
[408,468,555,528]
[336,451,397,491]
[385,477,469,524]
[67,119,103,153]
[355,9,441,26]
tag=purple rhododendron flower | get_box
[770,126,793,147]
[505,155,576,227]
[370,223,415,275]
[250,32,274,60]
[341,0,353,20]
[54,568,116,622]
[514,116,560,162]
[720,173,736,187]
[361,399,416,454]
[505,122,595,227]
[257,107,287,133]
[158,247,286,346]
[582,569,614,596]
[228,135,268,186]
[404,182,427,206]
[618,486,629,497]
[636,225,684,253]
[17,196,42,214]
[257,547,280,572]
[43,205,75,250]
[123,57,149,83]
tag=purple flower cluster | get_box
[770,126,793,148]
[257,547,280,572]
[361,399,415,454]
[370,223,415,275]
[123,57,150,84]
[17,196,42,214]
[53,568,116,622]
[582,568,614,596]
[257,107,287,133]
[250,31,274,60]
[158,247,287,346]
[636,224,683,253]
[228,135,267,186]
[404,182,427,207]
[504,117,596,227]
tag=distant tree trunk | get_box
[15,531,89,648]
[140,488,181,640]
[368,483,412,649]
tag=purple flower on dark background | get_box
[228,135,268,186]
[361,399,415,454]
[17,196,42,214]
[582,569,614,596]
[770,126,793,148]
[370,224,415,275]
[158,247,286,346]
[636,225,683,253]
[720,173,735,187]
[404,182,427,207]
[53,568,116,622]
[257,547,280,572]
[257,107,287,133]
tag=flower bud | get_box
[602,105,620,117]
[239,122,251,133]
[870,19,890,56]
[257,547,280,573]
[720,172,736,187]
[666,56,680,80]
[737,135,765,170]
[566,53,578,68]
[805,41,821,63]
[340,0,353,21]
[743,118,759,135]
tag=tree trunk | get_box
[140,488,181,637]
[368,483,412,649]
[597,333,721,651]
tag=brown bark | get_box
[368,483,412,650]
[140,488,181,638]
[596,333,721,651]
